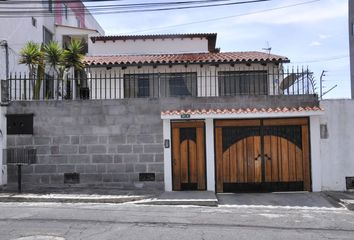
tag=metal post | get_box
[320,70,327,100]
[17,164,22,193]
[4,42,9,80]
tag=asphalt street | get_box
[0,200,353,240]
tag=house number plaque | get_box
[180,114,191,119]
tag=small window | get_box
[63,3,68,19]
[352,22,354,35]
[43,27,53,45]
[137,78,150,97]
[48,0,52,13]
[31,17,37,27]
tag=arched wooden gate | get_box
[215,118,311,193]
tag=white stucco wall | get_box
[0,1,56,79]
[319,99,354,191]
[88,38,210,55]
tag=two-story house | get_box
[3,32,323,193]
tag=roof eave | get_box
[85,59,289,68]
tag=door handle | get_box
[254,154,261,161]
[264,154,272,160]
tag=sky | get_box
[87,0,350,99]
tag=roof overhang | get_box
[161,107,324,120]
[55,24,100,36]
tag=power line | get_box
[0,0,230,8]
[123,0,320,34]
[0,0,271,17]
[292,55,349,64]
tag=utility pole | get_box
[320,70,327,100]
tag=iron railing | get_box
[2,66,316,101]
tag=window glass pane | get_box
[137,78,150,97]
[160,73,197,97]
[43,27,53,45]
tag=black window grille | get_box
[124,72,197,98]
[218,71,268,96]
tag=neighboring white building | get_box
[0,0,103,187]
[0,0,104,80]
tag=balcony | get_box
[2,66,316,102]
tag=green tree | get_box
[44,41,64,77]
[19,41,43,99]
[63,39,85,99]
[63,39,84,71]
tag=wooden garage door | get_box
[172,121,206,191]
[215,118,310,193]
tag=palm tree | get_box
[63,39,84,72]
[44,41,64,77]
[63,39,85,99]
[19,41,43,99]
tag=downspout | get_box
[4,42,9,79]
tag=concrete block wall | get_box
[4,95,318,191]
[6,99,164,190]
[319,100,354,191]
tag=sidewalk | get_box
[0,186,160,204]
[325,191,354,210]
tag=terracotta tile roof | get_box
[161,106,323,116]
[84,51,289,66]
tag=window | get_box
[160,73,197,97]
[43,27,53,45]
[48,0,52,12]
[124,74,155,98]
[77,18,81,28]
[137,77,150,97]
[218,71,268,96]
[31,17,37,27]
[123,72,197,98]
[352,22,354,35]
[63,3,68,19]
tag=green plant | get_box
[44,41,64,76]
[19,41,43,99]
[63,39,84,71]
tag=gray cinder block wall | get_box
[6,99,164,190]
[5,95,318,191]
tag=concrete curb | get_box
[0,194,150,204]
[324,192,354,211]
[136,199,218,207]
[341,200,354,211]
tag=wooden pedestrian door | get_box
[215,118,311,193]
[172,121,206,191]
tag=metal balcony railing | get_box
[1,66,316,101]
